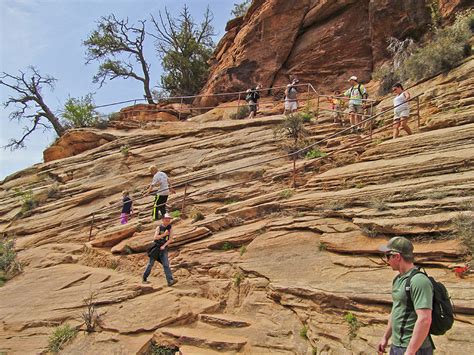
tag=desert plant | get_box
[191,208,205,223]
[305,148,327,159]
[273,113,309,153]
[47,183,61,199]
[300,112,313,123]
[120,145,130,156]
[344,312,360,339]
[300,325,308,339]
[62,93,99,128]
[221,242,234,251]
[318,242,327,251]
[148,342,179,355]
[279,189,294,199]
[369,196,389,211]
[230,105,250,120]
[354,182,365,189]
[231,0,251,18]
[239,245,247,256]
[0,238,21,282]
[324,200,348,211]
[361,226,378,238]
[15,188,38,213]
[170,210,181,218]
[47,324,78,353]
[82,291,100,332]
[233,272,244,287]
[453,213,474,255]
[224,198,239,205]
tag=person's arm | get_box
[160,228,174,250]
[153,226,163,241]
[377,315,392,354]
[404,91,411,100]
[405,309,431,355]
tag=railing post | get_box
[89,213,95,241]
[416,96,420,129]
[181,183,188,217]
[292,154,297,189]
[306,84,310,111]
[316,95,320,119]
[237,92,241,114]
[179,97,183,120]
[369,102,374,140]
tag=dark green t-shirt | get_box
[391,268,433,348]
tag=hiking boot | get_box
[142,279,151,284]
[168,279,178,287]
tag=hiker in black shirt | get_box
[120,190,133,224]
[246,84,262,119]
[142,213,176,286]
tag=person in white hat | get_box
[344,76,368,133]
[143,213,177,286]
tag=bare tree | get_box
[83,14,154,104]
[0,67,65,150]
[150,5,215,97]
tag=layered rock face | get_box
[196,0,472,107]
[1,56,473,353]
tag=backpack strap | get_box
[400,268,421,344]
[400,268,436,349]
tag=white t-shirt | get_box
[151,171,169,195]
[393,92,409,111]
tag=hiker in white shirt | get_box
[392,83,413,139]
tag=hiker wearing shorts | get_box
[284,79,299,114]
[326,90,345,126]
[344,76,367,133]
[120,190,133,224]
[392,83,412,139]
[144,165,174,220]
[143,213,176,286]
[246,87,260,119]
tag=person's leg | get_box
[416,346,433,355]
[158,195,168,217]
[120,213,128,224]
[152,194,160,220]
[393,120,401,139]
[143,257,155,281]
[160,249,174,285]
[401,117,412,135]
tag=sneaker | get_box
[142,279,151,284]
[168,279,178,287]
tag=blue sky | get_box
[0,0,235,179]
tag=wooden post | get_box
[292,154,297,189]
[306,84,310,111]
[316,95,320,119]
[369,102,374,140]
[237,92,241,114]
[416,96,420,129]
[179,97,183,120]
[181,183,188,217]
[89,213,95,241]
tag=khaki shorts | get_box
[394,108,410,121]
[348,103,363,114]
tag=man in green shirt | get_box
[378,237,433,355]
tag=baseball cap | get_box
[348,75,358,81]
[163,213,172,219]
[379,237,414,257]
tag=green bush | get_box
[305,148,327,159]
[230,105,250,120]
[191,208,205,223]
[300,112,313,123]
[453,213,474,255]
[14,188,38,213]
[120,145,130,156]
[273,113,309,153]
[279,189,294,199]
[0,238,21,282]
[239,245,247,256]
[233,272,244,287]
[400,11,473,81]
[148,343,179,355]
[300,325,308,339]
[62,93,99,128]
[344,312,360,339]
[47,324,78,353]
[170,210,181,218]
[221,242,234,251]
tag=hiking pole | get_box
[89,213,95,241]
[316,95,320,119]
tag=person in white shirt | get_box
[392,83,413,139]
[144,165,175,220]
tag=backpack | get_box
[350,84,368,100]
[400,268,454,343]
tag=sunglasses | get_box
[384,252,400,260]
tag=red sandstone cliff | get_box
[196,0,471,107]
